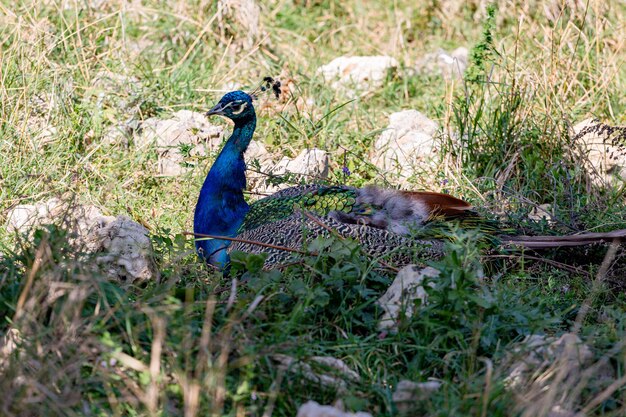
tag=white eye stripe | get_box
[231,101,247,115]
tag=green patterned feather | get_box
[239,185,359,232]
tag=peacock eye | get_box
[231,101,247,115]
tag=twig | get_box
[14,238,48,321]
[486,254,592,278]
[501,229,626,248]
[572,239,620,333]
[183,231,308,255]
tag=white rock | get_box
[251,148,329,196]
[528,203,553,223]
[392,379,442,414]
[317,56,398,95]
[371,110,439,182]
[548,405,576,417]
[89,71,143,114]
[244,140,275,196]
[296,401,372,417]
[88,216,157,283]
[102,119,140,146]
[137,110,224,176]
[274,148,329,178]
[7,197,64,234]
[245,140,273,166]
[415,47,469,80]
[310,356,360,382]
[217,0,261,49]
[377,265,439,331]
[272,354,359,392]
[0,328,22,372]
[504,333,605,416]
[505,333,594,390]
[6,199,157,283]
[573,118,626,185]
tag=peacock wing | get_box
[239,185,359,232]
[232,212,444,268]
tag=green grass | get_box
[1,0,626,415]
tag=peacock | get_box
[193,80,626,270]
[193,80,482,270]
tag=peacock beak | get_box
[205,103,226,117]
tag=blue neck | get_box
[194,115,257,268]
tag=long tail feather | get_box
[501,229,626,248]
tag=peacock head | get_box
[205,90,255,123]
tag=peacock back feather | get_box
[239,185,359,232]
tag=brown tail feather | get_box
[401,191,474,217]
[501,229,626,249]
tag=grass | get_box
[1,0,626,415]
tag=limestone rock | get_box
[377,265,439,331]
[505,333,594,390]
[296,401,372,417]
[272,354,359,392]
[102,119,140,146]
[392,379,442,415]
[371,110,439,183]
[245,140,273,166]
[6,199,157,283]
[217,0,261,50]
[573,119,626,186]
[251,148,329,196]
[137,110,224,176]
[88,71,143,115]
[528,203,553,223]
[317,56,398,95]
[503,333,611,415]
[6,198,99,240]
[0,328,23,372]
[87,216,157,283]
[274,148,329,178]
[415,47,468,80]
